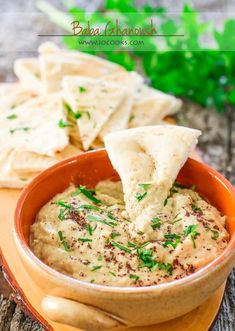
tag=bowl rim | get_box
[14,149,235,294]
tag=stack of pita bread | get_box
[0,42,182,188]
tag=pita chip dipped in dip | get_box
[104,125,201,238]
[30,125,229,287]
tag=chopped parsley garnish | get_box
[129,274,140,281]
[135,183,151,202]
[97,255,103,261]
[79,86,86,93]
[74,110,91,120]
[107,210,115,220]
[129,114,135,122]
[58,119,73,128]
[7,114,17,120]
[172,214,182,224]
[170,187,178,194]
[91,265,102,272]
[87,214,117,228]
[137,247,173,275]
[72,185,101,204]
[58,208,68,221]
[64,102,82,119]
[151,217,162,229]
[64,102,73,114]
[173,182,188,189]
[135,191,147,202]
[211,230,219,240]
[77,204,100,211]
[153,262,173,275]
[128,241,136,248]
[110,241,131,253]
[55,200,72,209]
[109,271,116,277]
[183,224,200,248]
[138,183,152,191]
[58,231,70,251]
[110,231,121,239]
[9,127,31,134]
[137,247,156,269]
[86,224,93,236]
[163,233,181,249]
[164,198,168,206]
[78,237,92,243]
[55,200,72,221]
[191,204,202,213]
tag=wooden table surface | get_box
[0,1,234,330]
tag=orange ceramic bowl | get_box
[14,149,235,330]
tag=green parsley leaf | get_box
[9,127,31,134]
[91,265,102,271]
[173,182,188,189]
[163,233,181,249]
[86,224,93,236]
[7,114,17,120]
[54,200,72,209]
[151,217,162,229]
[110,231,121,239]
[58,231,70,251]
[128,241,136,248]
[72,185,102,204]
[87,214,117,228]
[211,230,219,240]
[78,237,92,243]
[191,204,202,213]
[77,204,101,211]
[138,183,152,190]
[183,225,198,237]
[58,119,73,128]
[135,191,147,202]
[109,271,116,277]
[107,210,116,220]
[137,247,156,269]
[129,114,135,122]
[79,86,86,93]
[183,224,200,248]
[58,208,68,221]
[110,240,132,253]
[129,274,140,281]
[164,198,168,206]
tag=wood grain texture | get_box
[0,0,234,330]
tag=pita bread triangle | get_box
[62,76,126,150]
[99,94,133,140]
[0,94,69,156]
[129,85,182,128]
[104,125,201,235]
[10,144,82,174]
[39,42,123,93]
[98,71,143,140]
[0,83,37,112]
[14,58,43,94]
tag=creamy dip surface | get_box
[30,180,229,287]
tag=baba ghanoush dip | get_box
[30,125,229,287]
[30,180,229,287]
